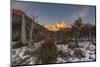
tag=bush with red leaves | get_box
[35,40,58,64]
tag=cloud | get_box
[78,6,90,18]
[65,6,91,23]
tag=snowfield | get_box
[11,41,96,65]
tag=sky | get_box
[11,0,96,26]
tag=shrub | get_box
[35,40,58,64]
[56,40,68,44]
[73,48,85,59]
[58,50,70,60]
[12,40,25,48]
[68,43,78,50]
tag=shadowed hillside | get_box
[12,9,48,42]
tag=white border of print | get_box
[0,0,100,67]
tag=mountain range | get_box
[45,21,72,31]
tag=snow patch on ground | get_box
[57,57,66,63]
[57,44,68,52]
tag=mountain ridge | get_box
[45,21,72,31]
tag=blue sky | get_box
[11,0,96,25]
